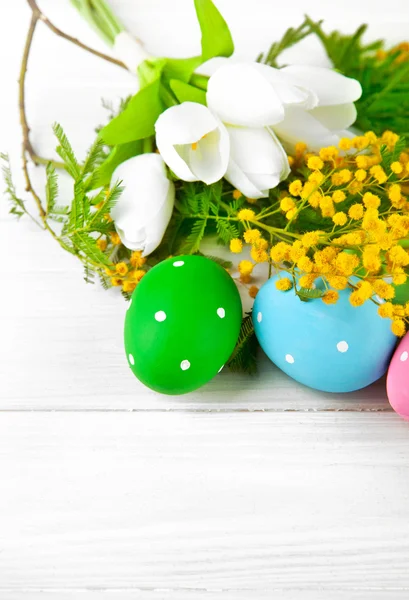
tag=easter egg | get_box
[124,255,242,394]
[387,333,409,419]
[253,273,397,393]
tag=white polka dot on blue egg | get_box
[253,273,397,393]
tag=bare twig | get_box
[19,13,61,244]
[26,0,126,69]
[20,0,126,170]
[19,13,46,218]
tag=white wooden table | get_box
[1,1,409,598]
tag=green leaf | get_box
[169,79,207,105]
[198,252,233,269]
[90,181,123,230]
[53,123,81,180]
[94,141,143,187]
[100,79,164,145]
[138,57,167,87]
[227,314,258,374]
[154,213,185,258]
[392,280,409,306]
[1,153,26,219]
[72,232,111,266]
[194,0,234,62]
[297,287,325,301]
[380,137,407,172]
[67,180,87,232]
[179,219,208,254]
[45,163,58,215]
[81,137,106,177]
[258,18,314,67]
[163,57,203,83]
[216,219,239,244]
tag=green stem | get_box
[178,207,302,241]
[160,85,179,108]
[189,73,209,90]
[70,0,124,46]
[143,137,154,153]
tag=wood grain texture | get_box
[5,594,409,600]
[3,594,409,600]
[1,412,409,594]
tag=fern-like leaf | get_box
[258,18,315,67]
[45,162,58,216]
[179,219,207,254]
[82,137,106,177]
[199,253,233,269]
[227,314,258,374]
[380,137,407,173]
[0,153,27,218]
[53,123,81,180]
[89,181,123,230]
[71,232,111,266]
[216,219,239,244]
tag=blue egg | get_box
[253,273,397,393]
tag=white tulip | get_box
[110,153,175,256]
[207,62,362,152]
[225,126,290,199]
[155,102,230,185]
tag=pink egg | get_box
[387,333,409,419]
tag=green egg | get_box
[124,255,242,394]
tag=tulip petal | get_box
[251,172,282,190]
[142,185,175,255]
[225,126,290,199]
[114,224,146,251]
[110,153,175,255]
[155,135,197,182]
[155,101,221,144]
[308,102,358,130]
[253,63,318,109]
[266,128,292,181]
[225,159,270,199]
[207,63,285,127]
[227,125,289,177]
[273,106,340,152]
[281,65,362,106]
[187,125,230,184]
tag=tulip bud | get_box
[110,153,175,256]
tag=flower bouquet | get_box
[5,0,409,414]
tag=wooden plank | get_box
[3,592,409,599]
[1,412,409,593]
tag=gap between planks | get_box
[0,407,394,413]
